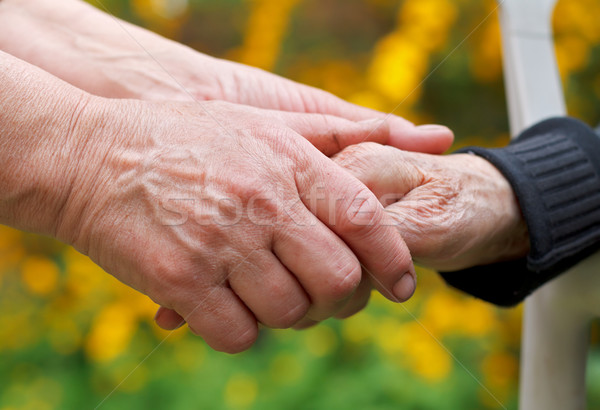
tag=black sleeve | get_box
[438,117,600,306]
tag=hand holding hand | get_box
[1,51,418,353]
[334,143,530,271]
[57,100,418,353]
[0,0,457,342]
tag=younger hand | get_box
[57,100,416,353]
[0,0,454,154]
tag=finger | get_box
[273,111,391,156]
[272,208,362,322]
[333,143,424,204]
[295,139,416,303]
[333,143,431,268]
[178,286,258,354]
[154,306,185,330]
[334,275,372,319]
[291,275,372,327]
[228,252,310,329]
[292,85,454,154]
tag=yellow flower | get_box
[269,352,303,384]
[235,0,301,70]
[459,299,496,337]
[399,322,452,382]
[479,352,518,407]
[374,318,407,358]
[368,32,427,101]
[304,325,338,357]
[481,352,518,388]
[63,247,107,300]
[421,291,496,337]
[555,35,590,77]
[398,0,458,52]
[224,373,258,409]
[115,282,157,320]
[554,0,600,44]
[20,256,60,296]
[342,312,375,345]
[0,226,22,252]
[420,291,464,335]
[130,0,186,37]
[0,303,38,350]
[48,319,82,355]
[85,302,137,362]
[348,91,388,113]
[470,13,502,83]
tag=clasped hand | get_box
[0,0,486,354]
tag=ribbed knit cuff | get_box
[439,117,600,306]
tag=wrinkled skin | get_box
[60,98,426,353]
[0,0,455,332]
[1,52,425,353]
[334,143,530,272]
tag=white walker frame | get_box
[499,1,600,409]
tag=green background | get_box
[1,0,600,409]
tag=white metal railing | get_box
[498,1,600,409]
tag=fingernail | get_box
[153,308,164,322]
[393,267,416,302]
[416,124,450,132]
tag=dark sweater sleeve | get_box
[438,117,600,306]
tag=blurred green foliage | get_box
[2,0,600,409]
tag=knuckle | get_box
[378,249,412,282]
[266,299,310,329]
[145,258,198,304]
[259,279,310,328]
[322,258,361,301]
[202,99,230,112]
[209,323,258,354]
[318,112,332,126]
[340,187,381,231]
[334,141,384,168]
[228,324,258,353]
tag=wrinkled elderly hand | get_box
[334,143,530,272]
[2,52,418,353]
[0,0,453,155]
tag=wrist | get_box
[51,96,144,250]
[0,52,98,238]
[453,154,530,267]
[477,155,531,263]
[0,0,218,102]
